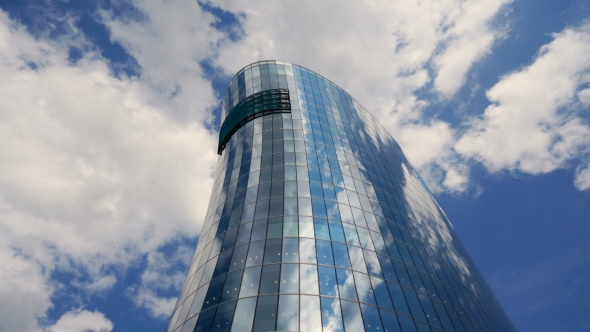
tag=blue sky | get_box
[0,0,588,331]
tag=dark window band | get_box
[218,89,291,154]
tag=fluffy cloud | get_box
[47,310,113,332]
[574,164,590,191]
[100,0,223,123]
[127,245,193,318]
[0,6,218,331]
[456,23,590,187]
[432,0,510,97]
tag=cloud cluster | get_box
[456,23,590,190]
[47,310,113,332]
[0,7,218,331]
[126,244,194,318]
[206,0,512,193]
[100,0,222,123]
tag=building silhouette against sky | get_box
[166,61,517,332]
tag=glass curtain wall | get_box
[166,61,517,332]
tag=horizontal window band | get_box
[218,89,291,155]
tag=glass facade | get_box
[166,61,517,332]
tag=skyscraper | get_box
[166,60,516,332]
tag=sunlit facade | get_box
[166,60,517,332]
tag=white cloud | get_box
[127,245,193,318]
[385,120,469,193]
[574,165,590,191]
[0,7,219,331]
[85,276,117,294]
[456,23,590,181]
[129,289,177,319]
[100,0,223,123]
[432,0,511,97]
[0,235,52,332]
[47,309,113,332]
[578,88,590,105]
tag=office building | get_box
[166,60,517,332]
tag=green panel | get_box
[218,89,290,154]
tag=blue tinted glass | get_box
[332,243,351,269]
[281,238,299,263]
[356,227,375,250]
[415,320,433,332]
[312,199,327,218]
[361,304,384,332]
[263,238,282,264]
[321,297,344,332]
[348,245,368,274]
[314,217,330,239]
[250,219,267,242]
[377,254,398,282]
[418,293,442,329]
[323,184,337,201]
[387,281,411,316]
[181,315,198,332]
[259,264,280,294]
[363,249,383,278]
[318,266,339,297]
[252,295,278,332]
[280,264,299,293]
[283,216,298,236]
[354,271,376,305]
[392,260,412,288]
[300,264,319,295]
[231,297,257,332]
[228,244,248,272]
[239,266,262,298]
[371,276,394,310]
[316,239,335,265]
[210,300,237,332]
[246,240,264,267]
[336,269,358,300]
[341,300,364,332]
[254,199,269,219]
[310,181,324,198]
[299,238,316,264]
[309,167,322,182]
[328,221,346,243]
[221,270,243,303]
[320,168,333,184]
[267,216,282,237]
[398,314,418,332]
[299,295,322,330]
[194,307,216,332]
[202,275,226,310]
[379,308,402,332]
[270,181,283,198]
[407,267,425,293]
[402,288,426,322]
[277,295,299,331]
[213,249,229,277]
[326,201,341,220]
[343,224,360,246]
[433,300,455,331]
[386,237,402,261]
[235,222,252,246]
